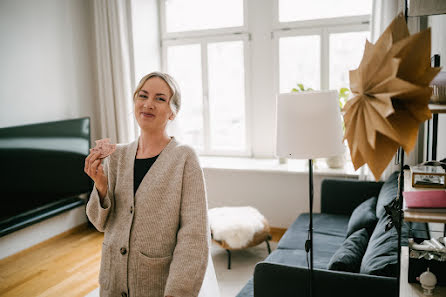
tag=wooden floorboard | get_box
[0,223,285,297]
[0,223,103,297]
[270,227,286,242]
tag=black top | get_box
[134,155,159,195]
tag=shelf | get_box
[403,210,446,223]
[429,104,446,114]
[403,169,446,223]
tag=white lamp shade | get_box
[275,91,345,159]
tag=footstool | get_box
[209,206,272,269]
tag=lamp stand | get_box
[304,159,314,297]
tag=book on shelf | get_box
[403,206,446,213]
[403,190,446,208]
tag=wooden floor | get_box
[0,223,104,297]
[270,227,286,242]
[0,224,285,297]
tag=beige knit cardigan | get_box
[86,137,209,297]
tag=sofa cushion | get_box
[328,228,369,272]
[346,197,378,237]
[265,248,335,269]
[375,171,399,219]
[277,230,344,263]
[278,213,349,250]
[360,214,409,277]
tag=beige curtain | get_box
[370,0,401,43]
[93,0,138,144]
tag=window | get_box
[161,0,249,156]
[279,34,321,92]
[279,0,372,22]
[166,44,204,149]
[329,31,371,91]
[276,0,372,93]
[160,0,372,157]
[164,0,243,32]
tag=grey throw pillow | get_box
[328,228,369,273]
[375,171,399,219]
[346,196,378,238]
[360,214,410,276]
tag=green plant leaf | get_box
[339,87,349,96]
[338,87,350,109]
[297,83,304,91]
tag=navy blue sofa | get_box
[236,172,429,297]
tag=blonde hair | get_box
[133,71,181,117]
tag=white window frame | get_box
[273,23,370,93]
[160,0,249,39]
[272,0,371,29]
[159,0,252,157]
[272,1,371,95]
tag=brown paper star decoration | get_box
[343,13,441,181]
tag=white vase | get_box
[325,154,345,169]
[278,157,287,164]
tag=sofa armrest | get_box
[320,179,384,215]
[254,262,396,297]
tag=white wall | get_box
[0,0,99,141]
[0,0,97,259]
[205,168,358,228]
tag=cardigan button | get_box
[120,247,127,255]
[130,206,133,214]
[121,292,128,297]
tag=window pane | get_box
[279,0,372,22]
[167,44,204,150]
[279,35,320,93]
[208,40,246,151]
[165,0,243,32]
[329,31,370,91]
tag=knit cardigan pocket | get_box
[136,252,172,297]
[99,243,112,290]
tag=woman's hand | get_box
[84,151,108,199]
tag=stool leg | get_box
[266,240,271,254]
[226,249,231,270]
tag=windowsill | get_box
[200,156,360,177]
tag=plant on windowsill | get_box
[325,87,349,168]
[291,84,349,169]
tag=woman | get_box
[85,72,213,297]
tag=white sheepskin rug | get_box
[209,206,266,249]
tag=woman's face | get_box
[134,77,174,133]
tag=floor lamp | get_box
[275,91,345,297]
